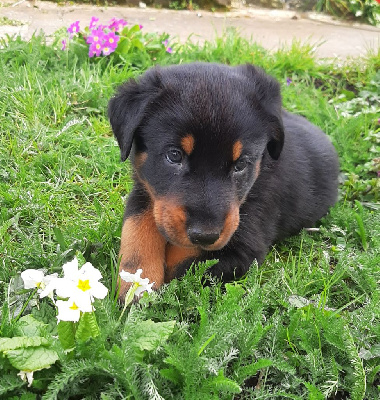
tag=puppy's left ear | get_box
[108,69,162,161]
[235,64,284,160]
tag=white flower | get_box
[119,269,154,297]
[17,370,34,387]
[55,299,81,322]
[40,257,108,312]
[21,269,58,298]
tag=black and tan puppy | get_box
[108,62,339,298]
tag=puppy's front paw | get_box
[117,210,166,302]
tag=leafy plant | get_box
[316,0,380,26]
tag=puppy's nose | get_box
[187,228,220,246]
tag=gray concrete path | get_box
[0,0,379,58]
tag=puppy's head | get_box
[109,63,284,251]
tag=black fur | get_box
[109,62,339,287]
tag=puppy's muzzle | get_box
[187,226,220,246]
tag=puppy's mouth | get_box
[153,198,240,251]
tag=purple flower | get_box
[139,24,143,30]
[109,18,127,32]
[68,21,80,37]
[102,46,116,56]
[104,32,119,49]
[286,78,292,86]
[86,28,105,45]
[162,39,173,54]
[61,39,67,51]
[89,42,103,58]
[89,17,99,30]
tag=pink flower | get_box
[86,28,105,45]
[89,17,99,30]
[61,39,67,51]
[104,32,119,49]
[89,42,103,58]
[108,18,127,32]
[162,40,173,54]
[67,21,80,37]
[139,24,143,30]
[102,46,116,56]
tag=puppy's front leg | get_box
[118,207,166,300]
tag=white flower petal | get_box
[89,281,108,299]
[54,278,78,298]
[62,257,79,280]
[39,279,58,298]
[79,262,102,281]
[56,299,81,322]
[71,291,93,312]
[119,269,154,297]
[17,370,35,387]
[43,273,58,284]
[119,269,143,284]
[21,269,45,289]
[135,281,154,297]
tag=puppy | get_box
[108,63,339,298]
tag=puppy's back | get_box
[274,111,339,238]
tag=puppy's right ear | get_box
[108,71,161,161]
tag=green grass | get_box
[0,29,379,399]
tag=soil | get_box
[0,0,379,58]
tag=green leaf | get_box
[206,370,241,394]
[75,312,100,343]
[0,337,50,352]
[115,37,131,56]
[6,346,59,371]
[198,333,216,356]
[53,227,67,251]
[15,315,48,337]
[159,367,183,385]
[57,321,76,350]
[238,359,272,381]
[305,382,324,400]
[131,319,176,352]
[0,374,26,396]
[128,24,142,34]
[131,38,145,51]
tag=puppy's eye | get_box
[234,158,248,173]
[166,149,183,164]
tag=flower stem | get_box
[14,288,38,323]
[118,282,139,322]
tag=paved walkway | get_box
[0,0,379,58]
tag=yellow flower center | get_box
[104,47,110,53]
[109,38,114,43]
[70,302,79,310]
[77,279,91,292]
[96,44,101,50]
[94,36,99,42]
[36,282,42,288]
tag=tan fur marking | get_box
[165,244,200,282]
[134,152,147,170]
[206,204,240,251]
[181,135,195,156]
[255,159,261,179]
[118,209,166,299]
[232,141,243,162]
[153,198,194,247]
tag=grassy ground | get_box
[0,28,379,399]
